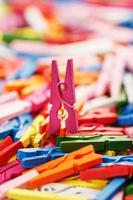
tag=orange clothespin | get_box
[4,75,44,96]
[28,145,102,188]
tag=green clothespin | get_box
[3,28,43,43]
[125,181,133,195]
[116,85,128,113]
[57,135,132,153]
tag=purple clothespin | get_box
[49,59,78,135]
[0,160,24,184]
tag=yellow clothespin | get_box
[105,151,116,156]
[20,114,48,147]
[0,5,10,15]
[76,101,84,114]
[4,75,44,94]
[7,188,87,200]
[21,84,44,98]
[60,176,108,190]
[8,155,17,163]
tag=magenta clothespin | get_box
[49,59,78,135]
[0,160,24,184]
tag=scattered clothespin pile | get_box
[0,0,133,200]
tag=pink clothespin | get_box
[76,84,95,101]
[94,53,126,100]
[49,59,78,135]
[25,85,50,112]
[89,18,133,43]
[112,190,124,200]
[94,54,114,97]
[0,160,24,184]
[124,127,133,139]
[0,92,19,105]
[117,46,133,72]
[0,100,31,125]
[110,54,126,100]
[126,46,133,72]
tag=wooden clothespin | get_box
[27,145,102,188]
[49,59,78,136]
[0,160,24,184]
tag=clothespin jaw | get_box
[49,59,78,135]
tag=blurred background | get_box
[0,0,133,100]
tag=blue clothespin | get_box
[121,104,133,115]
[102,155,133,167]
[8,58,37,80]
[0,119,19,139]
[94,178,126,200]
[17,147,66,168]
[79,64,101,72]
[0,113,33,140]
[119,13,133,29]
[117,114,133,126]
[17,59,37,79]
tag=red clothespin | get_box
[125,195,133,200]
[0,136,13,151]
[78,107,117,125]
[0,140,23,166]
[80,165,133,180]
[49,59,78,135]
[76,125,124,136]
